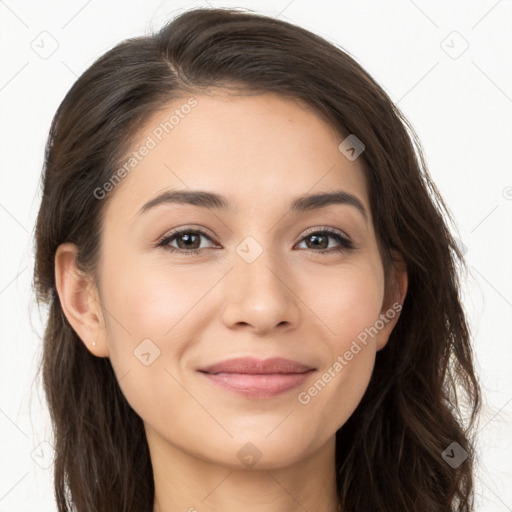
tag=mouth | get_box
[197,357,316,399]
[198,356,315,375]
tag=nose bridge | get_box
[221,233,300,331]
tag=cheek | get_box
[103,256,207,342]
[305,262,384,347]
[98,260,195,405]
[292,263,383,430]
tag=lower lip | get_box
[199,370,315,398]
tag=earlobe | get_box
[54,243,109,357]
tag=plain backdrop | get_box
[0,0,511,510]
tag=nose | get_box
[220,248,301,335]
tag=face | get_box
[62,91,406,471]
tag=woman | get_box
[33,7,480,511]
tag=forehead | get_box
[104,91,369,220]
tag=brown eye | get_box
[296,229,354,254]
[157,227,354,256]
[158,229,216,254]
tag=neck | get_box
[149,428,340,512]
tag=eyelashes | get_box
[156,226,355,256]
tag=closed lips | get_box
[197,357,317,399]
[198,357,315,375]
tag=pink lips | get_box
[198,357,315,399]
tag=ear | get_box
[376,249,408,351]
[54,242,109,357]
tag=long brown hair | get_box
[33,7,481,511]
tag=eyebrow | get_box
[137,189,367,221]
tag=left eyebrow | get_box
[137,188,368,222]
[289,190,367,222]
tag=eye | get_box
[157,228,218,255]
[295,227,354,254]
[156,226,354,256]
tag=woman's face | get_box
[78,91,405,470]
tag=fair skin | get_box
[55,91,407,512]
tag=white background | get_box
[0,0,511,510]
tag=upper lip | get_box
[198,357,315,375]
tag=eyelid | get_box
[155,224,355,254]
[156,224,352,242]
[298,225,351,242]
[155,224,219,246]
